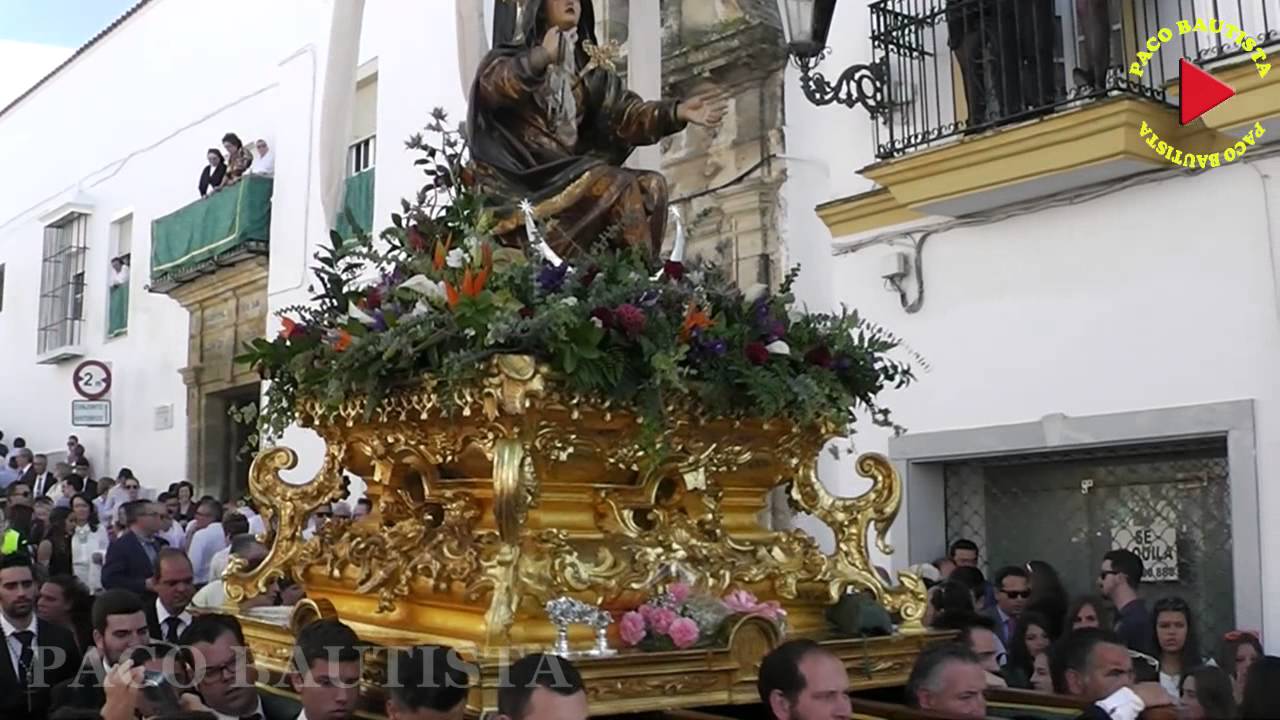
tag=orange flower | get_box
[279,316,298,339]
[332,329,353,352]
[433,237,451,271]
[680,304,713,342]
[444,281,460,309]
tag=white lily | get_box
[346,303,378,327]
[765,340,791,356]
[743,283,770,304]
[399,275,448,305]
[520,198,567,268]
[403,301,431,320]
[446,247,467,268]
[560,297,579,307]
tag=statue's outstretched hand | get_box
[678,92,729,128]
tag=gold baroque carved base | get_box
[228,355,926,672]
[238,608,944,718]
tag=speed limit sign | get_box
[72,360,112,400]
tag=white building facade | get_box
[788,0,1280,648]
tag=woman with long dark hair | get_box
[1218,630,1264,704]
[1240,656,1280,720]
[1006,611,1052,688]
[1151,596,1206,698]
[1025,560,1068,638]
[1180,665,1236,720]
[221,132,253,186]
[69,492,108,592]
[36,506,73,576]
[926,579,976,628]
[37,574,93,651]
[1065,595,1113,633]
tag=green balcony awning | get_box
[336,168,375,240]
[150,175,272,291]
[108,282,129,336]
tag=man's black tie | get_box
[164,617,182,643]
[13,630,34,686]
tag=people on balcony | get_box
[198,148,226,197]
[947,0,1060,129]
[251,138,275,177]
[220,132,253,187]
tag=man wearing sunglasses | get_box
[986,566,1030,651]
[1099,549,1153,655]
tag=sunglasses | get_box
[314,511,333,518]
[1000,590,1031,599]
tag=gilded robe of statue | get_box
[467,0,686,258]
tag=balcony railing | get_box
[149,174,273,292]
[869,0,1280,159]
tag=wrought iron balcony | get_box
[869,0,1280,159]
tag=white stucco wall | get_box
[780,1,1280,647]
[0,0,322,490]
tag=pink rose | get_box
[619,611,647,646]
[668,617,700,649]
[668,582,691,604]
[648,607,679,636]
[638,603,658,622]
[722,589,786,623]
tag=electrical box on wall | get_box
[881,251,910,281]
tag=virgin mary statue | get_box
[467,0,726,258]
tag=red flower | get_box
[407,227,428,252]
[519,306,535,319]
[279,317,306,340]
[591,307,615,329]
[365,287,383,310]
[745,342,769,365]
[663,260,685,281]
[581,265,601,288]
[614,303,646,337]
[804,345,833,368]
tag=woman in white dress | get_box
[69,493,109,593]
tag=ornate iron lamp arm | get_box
[794,50,887,115]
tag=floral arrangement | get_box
[618,583,786,651]
[237,110,918,445]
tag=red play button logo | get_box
[1180,58,1236,125]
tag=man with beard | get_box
[0,553,81,719]
[49,588,151,712]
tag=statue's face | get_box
[546,0,581,30]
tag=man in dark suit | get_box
[49,588,151,713]
[0,553,82,720]
[143,548,195,643]
[16,453,55,499]
[181,613,301,720]
[101,500,164,594]
[985,565,1030,649]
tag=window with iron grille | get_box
[37,213,88,355]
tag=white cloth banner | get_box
[456,0,490,96]
[319,0,366,230]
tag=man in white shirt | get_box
[251,139,275,176]
[187,500,228,585]
[205,512,250,586]
[154,497,186,549]
[145,549,194,643]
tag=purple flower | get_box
[764,320,787,342]
[372,310,389,332]
[833,355,853,373]
[537,263,569,293]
